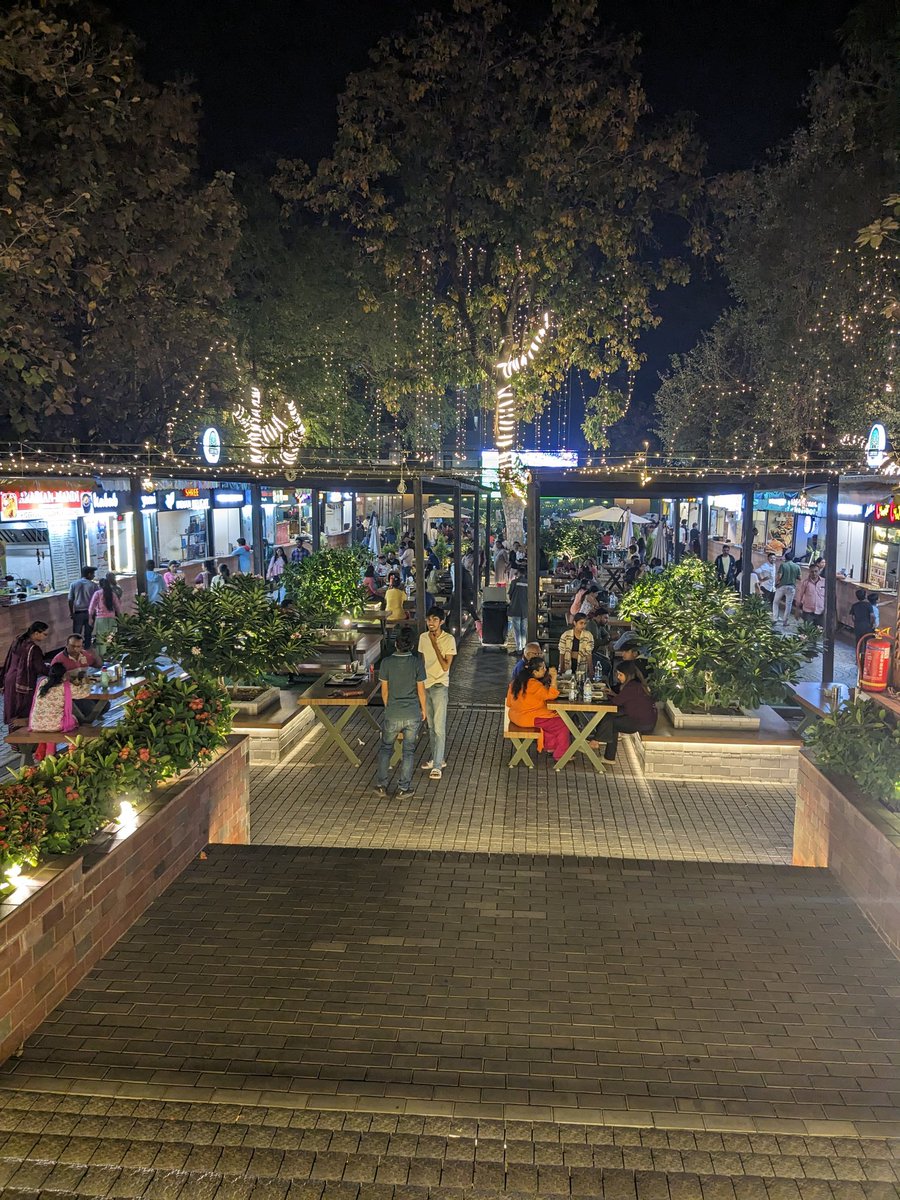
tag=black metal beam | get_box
[699,495,709,562]
[413,476,426,631]
[249,482,265,575]
[526,477,540,642]
[472,490,481,602]
[310,489,320,552]
[129,475,148,595]
[484,493,492,587]
[740,487,755,598]
[822,475,839,683]
[452,485,463,636]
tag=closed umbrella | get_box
[367,519,381,557]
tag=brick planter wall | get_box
[794,751,900,957]
[0,735,249,1064]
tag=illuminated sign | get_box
[140,494,157,511]
[213,490,248,506]
[481,449,578,489]
[200,426,222,465]
[865,422,889,470]
[1,489,85,520]
[91,491,120,512]
[158,490,210,512]
[872,499,900,524]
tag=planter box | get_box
[227,685,280,716]
[794,752,900,958]
[0,736,250,1066]
[665,699,761,731]
[634,705,801,783]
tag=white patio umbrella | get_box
[425,501,455,519]
[569,504,628,522]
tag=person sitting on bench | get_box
[594,661,658,764]
[506,656,577,763]
[27,663,106,761]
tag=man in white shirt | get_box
[755,551,777,608]
[417,607,457,780]
[400,543,415,581]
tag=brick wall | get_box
[0,735,249,1065]
[794,751,900,958]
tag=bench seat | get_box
[503,718,541,769]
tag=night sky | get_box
[105,0,856,453]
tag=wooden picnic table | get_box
[548,693,617,772]
[85,672,144,701]
[784,681,850,734]
[297,672,381,767]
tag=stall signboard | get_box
[756,492,822,516]
[865,422,890,470]
[871,499,900,524]
[199,426,223,465]
[1,488,88,521]
[481,449,578,490]
[91,491,120,512]
[157,488,212,512]
[213,488,250,507]
[140,493,158,511]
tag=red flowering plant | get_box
[0,671,232,893]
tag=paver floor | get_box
[250,639,795,863]
[4,846,899,1138]
[250,708,796,862]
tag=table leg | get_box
[553,709,608,772]
[311,706,362,767]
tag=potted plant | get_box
[0,671,232,893]
[804,698,900,813]
[113,576,314,715]
[620,558,819,729]
[282,546,367,631]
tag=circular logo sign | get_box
[200,426,222,465]
[865,422,888,469]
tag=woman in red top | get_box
[595,661,657,764]
[506,657,573,761]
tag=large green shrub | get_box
[283,546,367,627]
[541,519,600,562]
[805,699,900,812]
[619,558,819,712]
[112,576,313,682]
[0,671,232,890]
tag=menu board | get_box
[48,525,83,592]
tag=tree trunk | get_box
[500,489,525,545]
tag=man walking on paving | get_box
[418,606,456,780]
[773,552,801,627]
[374,624,426,797]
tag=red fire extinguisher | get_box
[860,630,893,692]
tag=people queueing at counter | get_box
[68,565,98,646]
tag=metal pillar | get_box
[472,490,481,603]
[699,495,709,562]
[310,488,320,552]
[452,486,463,635]
[822,475,839,684]
[484,493,492,587]
[740,487,755,598]
[413,476,426,631]
[249,483,265,575]
[129,476,148,596]
[526,476,540,642]
[673,500,683,563]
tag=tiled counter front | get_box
[794,751,900,957]
[0,735,250,1065]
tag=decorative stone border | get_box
[665,700,760,732]
[793,751,900,958]
[633,734,800,784]
[0,735,250,1065]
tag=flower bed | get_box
[0,671,232,892]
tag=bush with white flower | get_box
[113,576,314,683]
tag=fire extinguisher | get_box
[859,629,893,692]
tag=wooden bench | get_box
[503,714,541,768]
